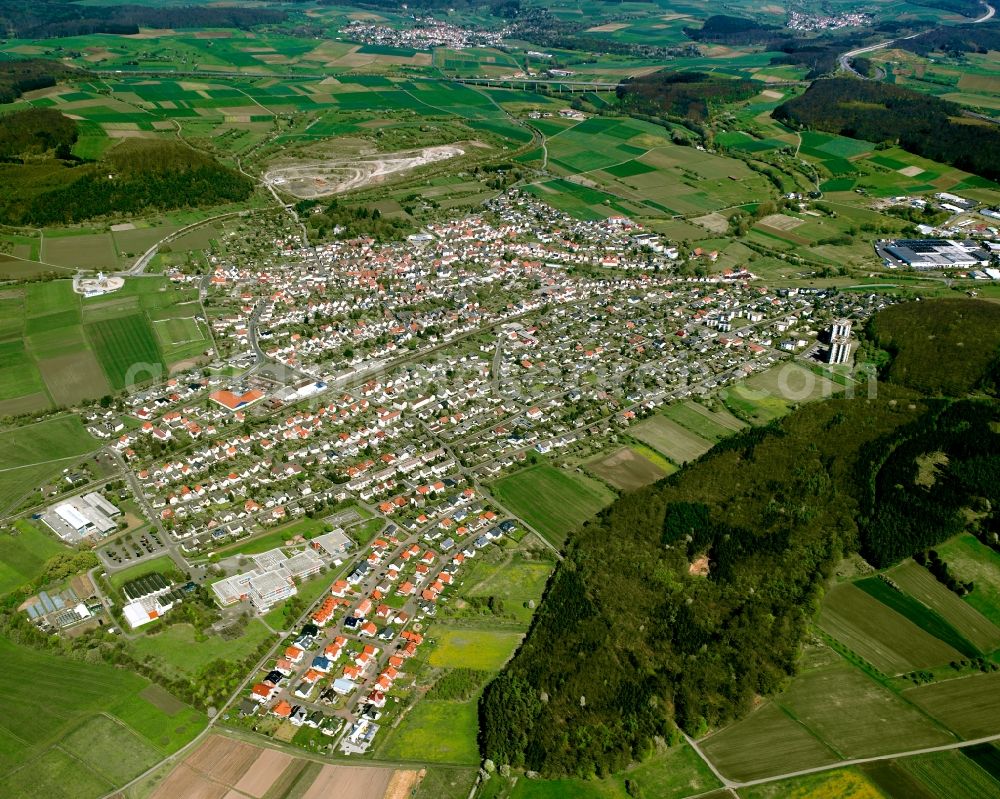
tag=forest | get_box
[774,78,1000,181]
[0,133,254,225]
[480,298,1000,777]
[0,1,285,38]
[616,71,758,122]
[0,108,77,159]
[300,198,413,242]
[899,18,1000,56]
[0,59,86,105]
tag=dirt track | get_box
[263,145,464,199]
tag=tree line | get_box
[480,297,1000,777]
[774,78,1000,181]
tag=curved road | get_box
[839,2,995,77]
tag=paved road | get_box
[685,728,1000,791]
[839,3,995,77]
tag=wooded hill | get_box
[774,78,1000,181]
[0,1,285,38]
[616,71,758,122]
[0,59,87,104]
[480,298,1000,777]
[0,110,254,225]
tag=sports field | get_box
[491,464,615,548]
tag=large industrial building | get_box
[43,492,122,543]
[880,239,987,270]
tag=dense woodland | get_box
[0,108,77,159]
[0,59,85,105]
[481,298,1000,777]
[300,198,412,242]
[616,71,758,122]
[0,113,254,225]
[0,2,285,38]
[774,78,1000,181]
[899,19,1000,56]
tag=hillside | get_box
[0,58,86,104]
[616,71,758,122]
[0,107,77,159]
[774,78,1000,181]
[481,298,1000,777]
[0,133,255,225]
[868,297,1000,396]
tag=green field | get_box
[491,464,615,548]
[86,313,165,390]
[427,628,523,671]
[904,672,1000,739]
[0,521,67,595]
[129,620,273,677]
[0,636,204,798]
[887,560,1000,654]
[934,535,1000,628]
[631,415,714,465]
[819,583,963,675]
[0,415,99,514]
[379,698,480,764]
[464,554,554,625]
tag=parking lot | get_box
[99,527,167,566]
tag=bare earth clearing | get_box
[263,145,465,199]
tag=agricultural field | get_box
[903,672,1000,739]
[147,734,415,799]
[586,445,669,490]
[0,415,99,515]
[700,701,839,782]
[887,560,1000,655]
[818,582,963,675]
[738,768,887,799]
[662,400,746,442]
[630,415,713,465]
[0,520,67,595]
[0,636,204,799]
[490,464,615,549]
[0,277,208,410]
[934,535,1000,627]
